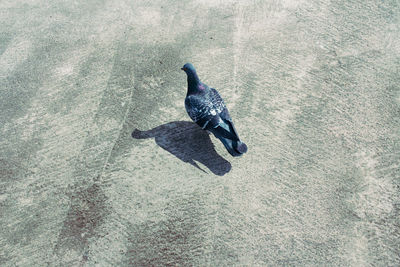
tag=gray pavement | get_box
[1,0,399,266]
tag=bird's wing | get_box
[186,89,247,156]
[209,88,230,120]
[185,95,217,128]
[208,88,241,139]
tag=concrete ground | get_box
[1,0,399,266]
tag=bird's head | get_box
[181,63,196,75]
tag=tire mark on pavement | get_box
[53,43,135,265]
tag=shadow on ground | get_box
[132,121,231,176]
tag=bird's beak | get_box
[181,67,184,71]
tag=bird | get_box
[181,63,247,157]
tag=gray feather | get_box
[182,63,247,156]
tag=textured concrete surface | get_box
[1,0,399,266]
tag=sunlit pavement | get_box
[1,0,399,265]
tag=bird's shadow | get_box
[132,121,231,176]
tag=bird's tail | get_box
[208,120,247,157]
[235,141,248,154]
[217,136,247,157]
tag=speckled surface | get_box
[1,0,399,266]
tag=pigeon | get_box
[181,63,247,157]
